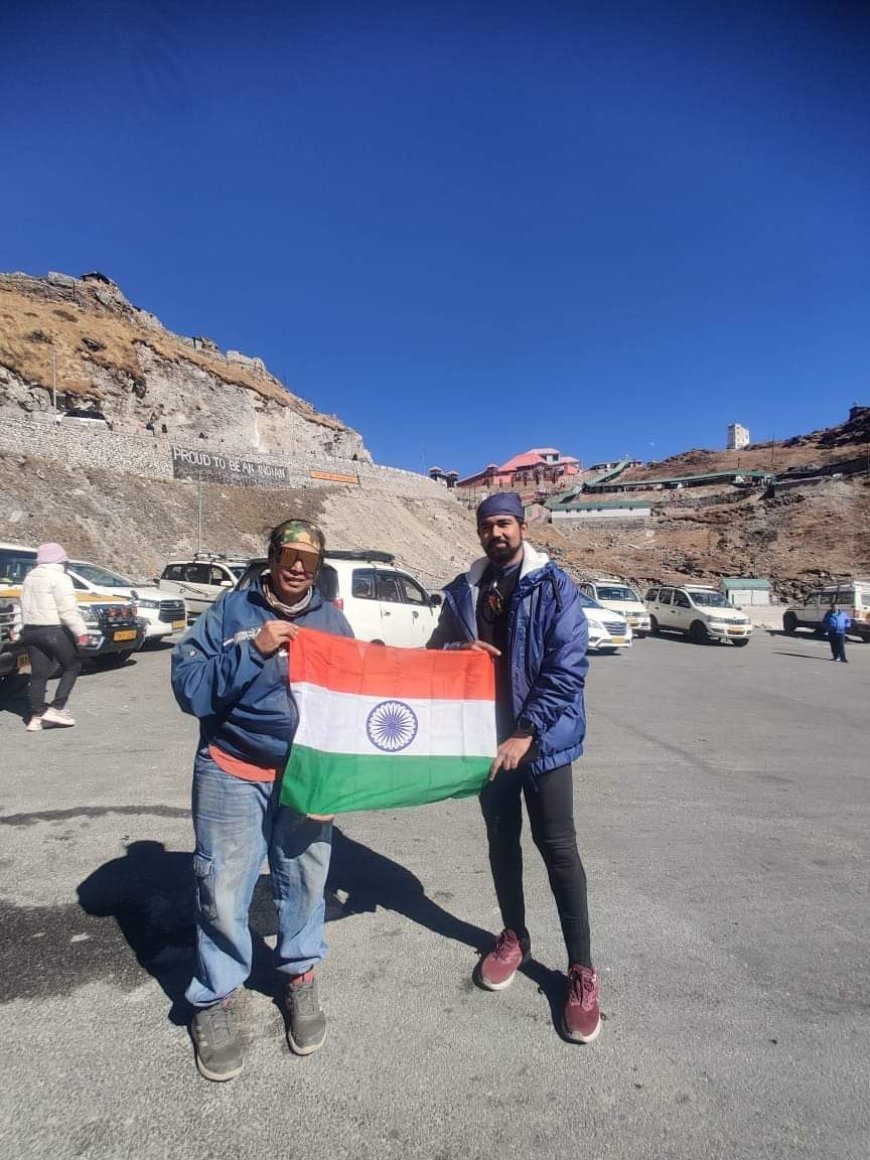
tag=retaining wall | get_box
[0,408,447,501]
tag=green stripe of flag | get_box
[281,745,491,815]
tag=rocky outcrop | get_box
[0,271,371,462]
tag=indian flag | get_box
[281,628,496,815]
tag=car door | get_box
[656,587,674,629]
[671,589,693,633]
[395,572,438,646]
[178,563,217,614]
[346,567,388,642]
[372,571,419,647]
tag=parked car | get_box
[235,549,443,648]
[579,577,651,637]
[576,591,632,654]
[0,541,146,665]
[158,554,251,617]
[783,580,870,642]
[0,592,30,686]
[66,560,187,643]
[644,584,752,645]
[58,407,111,428]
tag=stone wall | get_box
[0,407,449,501]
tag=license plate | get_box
[16,654,30,672]
[726,628,745,636]
[611,636,626,644]
[171,620,186,630]
[113,629,137,642]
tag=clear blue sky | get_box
[2,1,868,475]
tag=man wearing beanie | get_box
[20,542,90,731]
[172,517,353,1082]
[427,492,600,1043]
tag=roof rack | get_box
[325,549,395,564]
[193,551,251,563]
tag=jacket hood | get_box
[466,541,550,588]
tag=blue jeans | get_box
[186,749,332,1008]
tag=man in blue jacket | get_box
[172,519,353,1081]
[823,603,851,663]
[427,493,600,1043]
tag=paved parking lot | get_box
[0,628,867,1160]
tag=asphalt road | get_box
[0,627,867,1160]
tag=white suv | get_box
[67,560,187,642]
[158,555,250,616]
[576,591,632,654]
[236,550,441,648]
[645,585,752,646]
[580,578,651,637]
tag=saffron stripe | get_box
[288,628,495,701]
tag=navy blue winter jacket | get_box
[171,578,353,768]
[427,544,588,777]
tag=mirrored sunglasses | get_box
[276,546,321,574]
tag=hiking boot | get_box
[190,1000,243,1081]
[285,971,326,1055]
[25,716,43,732]
[563,965,601,1043]
[477,929,531,991]
[42,707,76,727]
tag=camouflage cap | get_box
[269,518,325,556]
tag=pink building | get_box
[455,447,580,491]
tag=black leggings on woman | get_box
[479,763,592,968]
[22,625,82,717]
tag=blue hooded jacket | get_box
[171,577,353,768]
[427,544,588,777]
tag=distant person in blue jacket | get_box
[171,519,353,1082]
[823,603,851,663]
[427,492,600,1044]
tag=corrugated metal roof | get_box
[721,577,770,589]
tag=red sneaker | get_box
[477,929,531,991]
[563,964,601,1043]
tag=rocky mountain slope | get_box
[1,270,867,597]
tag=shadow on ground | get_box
[36,828,494,1025]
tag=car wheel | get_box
[649,615,659,635]
[782,612,797,634]
[689,620,709,645]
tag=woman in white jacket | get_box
[20,542,89,731]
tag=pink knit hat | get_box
[36,542,68,565]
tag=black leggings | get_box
[22,625,82,716]
[479,763,592,968]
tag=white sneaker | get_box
[42,707,76,727]
[25,716,43,732]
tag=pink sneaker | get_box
[477,929,531,991]
[563,965,601,1043]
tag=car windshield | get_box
[70,562,132,587]
[0,549,37,584]
[596,585,638,602]
[689,590,729,608]
[577,591,603,609]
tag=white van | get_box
[158,554,250,617]
[783,580,870,642]
[645,585,752,645]
[67,560,187,642]
[579,577,651,637]
[236,550,442,648]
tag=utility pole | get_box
[197,474,203,555]
[51,349,57,412]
